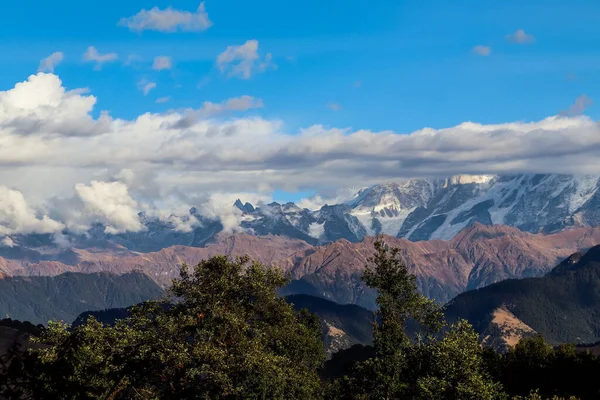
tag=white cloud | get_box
[83,46,118,70]
[217,40,275,79]
[0,186,64,237]
[559,95,592,117]
[3,73,600,235]
[202,96,264,115]
[152,56,172,71]
[198,192,271,233]
[38,52,64,73]
[472,45,491,56]
[505,29,536,44]
[259,53,277,72]
[138,80,157,96]
[1,236,15,247]
[119,2,212,33]
[0,73,112,137]
[156,96,171,104]
[74,180,144,234]
[165,95,264,128]
[296,193,353,211]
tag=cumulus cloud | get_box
[119,2,212,33]
[83,46,118,70]
[505,29,536,44]
[74,180,144,234]
[3,73,600,236]
[559,95,592,117]
[1,236,15,247]
[152,56,172,71]
[0,186,64,237]
[197,192,271,233]
[38,52,64,73]
[0,73,112,137]
[217,40,275,79]
[472,45,491,56]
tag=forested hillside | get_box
[445,245,600,345]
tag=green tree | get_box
[339,237,503,400]
[406,320,503,400]
[362,239,443,354]
[2,255,326,399]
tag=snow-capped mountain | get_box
[347,180,435,237]
[235,201,366,245]
[5,174,600,253]
[234,173,600,243]
[398,174,600,241]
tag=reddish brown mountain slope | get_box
[2,224,600,308]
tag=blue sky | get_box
[2,0,598,135]
[0,0,599,206]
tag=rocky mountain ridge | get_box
[2,223,600,308]
[4,174,600,252]
[235,173,600,243]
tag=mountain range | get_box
[0,172,600,320]
[2,223,600,308]
[3,174,600,252]
[8,242,600,357]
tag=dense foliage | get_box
[1,239,597,399]
[1,256,325,399]
[70,294,374,356]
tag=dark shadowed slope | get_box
[0,272,163,325]
[445,245,600,347]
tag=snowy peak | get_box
[397,174,600,241]
[349,180,433,213]
[348,180,435,236]
[442,175,495,187]
[14,174,600,253]
[227,173,600,243]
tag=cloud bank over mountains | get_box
[0,72,599,239]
